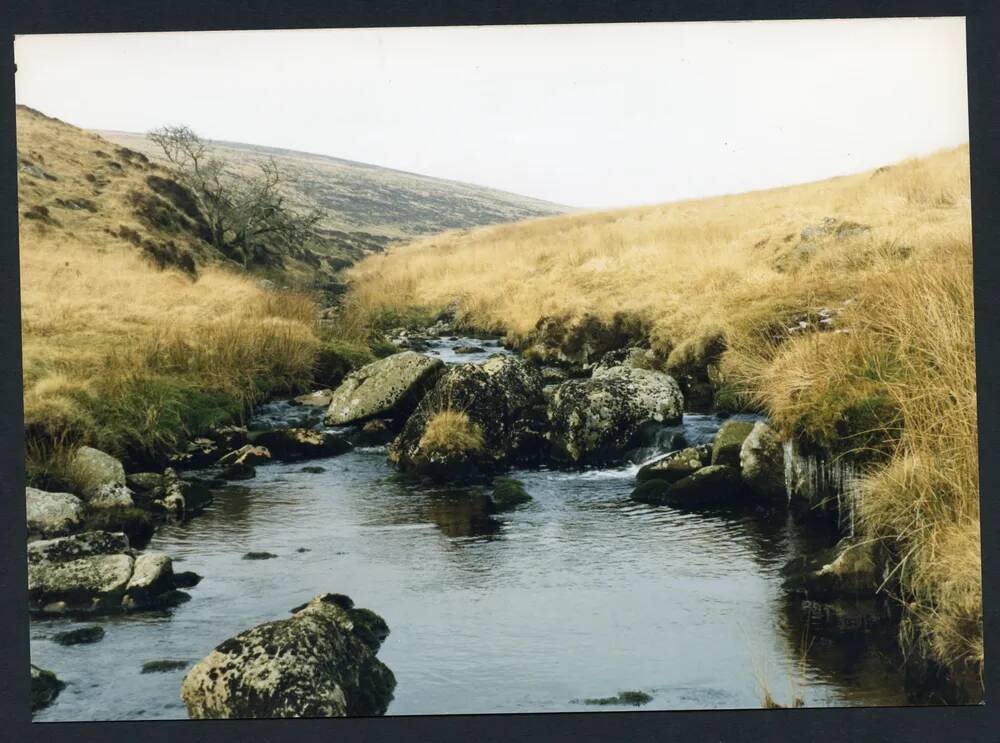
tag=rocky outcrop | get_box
[249,428,351,461]
[710,419,756,467]
[636,446,711,484]
[26,487,85,537]
[547,366,683,464]
[390,355,546,478]
[325,351,444,427]
[27,531,189,615]
[31,665,65,712]
[740,421,786,498]
[180,593,396,719]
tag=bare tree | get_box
[149,125,321,267]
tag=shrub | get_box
[418,410,485,457]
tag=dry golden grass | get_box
[418,410,485,457]
[17,106,321,474]
[346,146,979,675]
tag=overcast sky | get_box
[14,18,968,208]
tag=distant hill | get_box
[100,130,569,262]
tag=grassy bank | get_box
[344,146,980,675]
[21,231,321,479]
[17,106,334,482]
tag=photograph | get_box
[13,16,982,722]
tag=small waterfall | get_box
[782,439,863,536]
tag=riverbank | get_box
[341,146,981,681]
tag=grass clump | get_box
[418,410,485,457]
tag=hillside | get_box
[345,146,980,677]
[100,129,568,262]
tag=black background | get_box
[0,2,997,741]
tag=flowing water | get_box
[30,337,923,721]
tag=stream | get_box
[30,336,925,720]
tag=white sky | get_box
[14,18,968,208]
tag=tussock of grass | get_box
[346,146,979,676]
[417,410,485,457]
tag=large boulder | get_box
[69,446,134,508]
[710,419,756,467]
[181,593,396,719]
[249,428,351,461]
[636,446,711,484]
[26,487,85,537]
[28,530,129,563]
[740,421,786,498]
[325,351,444,427]
[547,366,684,464]
[389,355,546,478]
[28,553,135,614]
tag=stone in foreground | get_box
[325,351,444,426]
[181,593,396,719]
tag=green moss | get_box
[490,478,532,510]
[141,659,189,674]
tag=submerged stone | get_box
[52,625,105,646]
[141,659,188,674]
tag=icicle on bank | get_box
[783,439,864,536]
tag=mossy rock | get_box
[636,446,709,484]
[630,478,673,505]
[710,419,756,467]
[581,690,653,706]
[53,625,105,646]
[314,340,375,389]
[242,551,278,560]
[31,665,65,712]
[491,478,532,511]
[663,465,748,507]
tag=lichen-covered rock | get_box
[27,532,187,615]
[28,531,130,564]
[31,665,65,712]
[180,593,396,719]
[87,483,135,510]
[636,446,711,484]
[69,446,126,500]
[739,421,786,498]
[710,419,756,467]
[26,487,85,537]
[547,366,683,464]
[325,351,444,426]
[249,429,351,461]
[660,464,748,507]
[28,553,135,613]
[389,355,546,478]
